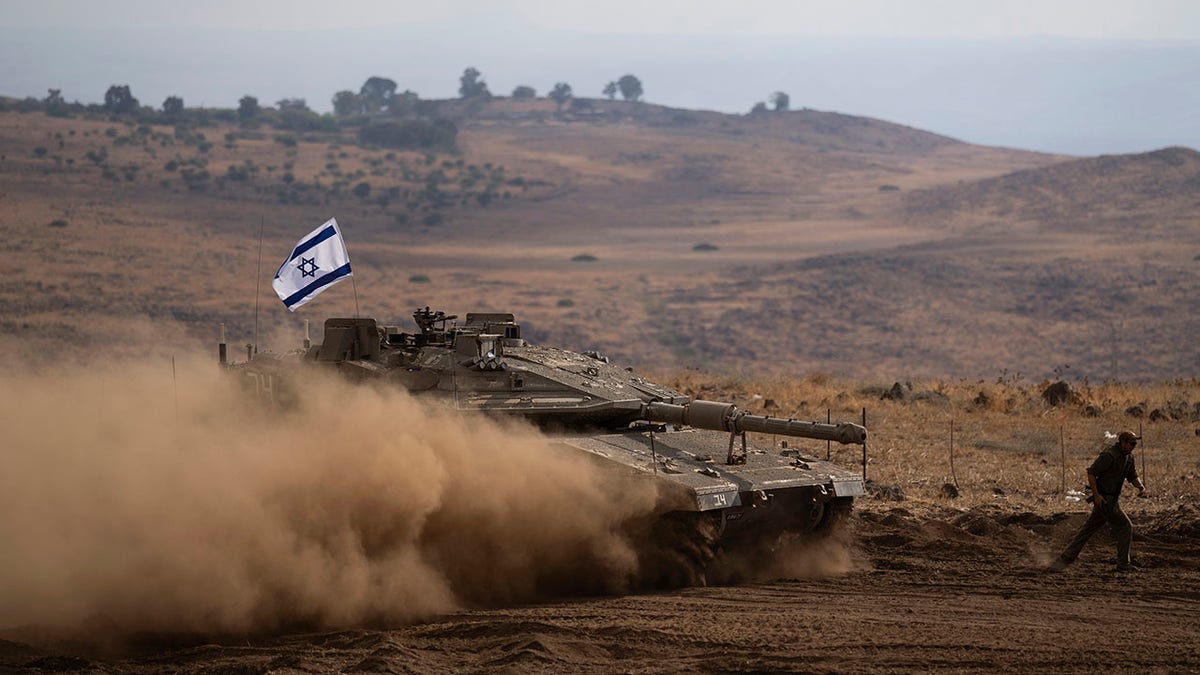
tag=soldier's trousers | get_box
[1060,498,1132,565]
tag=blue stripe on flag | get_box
[276,225,338,277]
[281,263,353,309]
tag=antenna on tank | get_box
[252,215,265,355]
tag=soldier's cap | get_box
[1117,430,1140,444]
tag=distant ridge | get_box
[905,146,1200,232]
[437,97,964,156]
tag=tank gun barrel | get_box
[641,400,866,445]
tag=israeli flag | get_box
[272,218,353,311]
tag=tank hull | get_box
[554,428,864,541]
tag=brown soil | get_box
[6,502,1197,673]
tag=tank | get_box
[225,308,867,585]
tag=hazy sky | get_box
[2,1,1198,154]
[7,0,1199,37]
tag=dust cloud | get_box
[708,529,857,585]
[0,355,660,636]
[766,531,858,579]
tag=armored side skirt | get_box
[554,428,865,538]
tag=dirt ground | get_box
[5,501,1197,674]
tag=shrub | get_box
[353,182,371,198]
[408,274,431,283]
[358,119,458,152]
[692,242,719,252]
[180,167,210,191]
[47,219,68,228]
[878,184,901,192]
[556,298,575,308]
[571,254,598,262]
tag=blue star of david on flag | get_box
[271,218,353,311]
[297,257,319,278]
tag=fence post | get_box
[950,418,958,490]
[861,407,868,481]
[1059,426,1066,494]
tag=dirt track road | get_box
[6,504,1199,673]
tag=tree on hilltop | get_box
[360,76,397,114]
[770,91,790,112]
[512,85,536,99]
[45,89,69,117]
[238,95,260,122]
[388,90,420,118]
[459,67,491,99]
[616,75,643,102]
[273,98,318,130]
[104,85,139,114]
[162,95,184,121]
[332,90,361,116]
[549,82,573,110]
[602,81,617,100]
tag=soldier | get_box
[1049,431,1147,572]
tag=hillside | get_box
[905,146,1200,236]
[643,148,1200,377]
[1,98,1196,380]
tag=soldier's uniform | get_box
[1056,440,1140,569]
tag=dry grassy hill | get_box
[1,98,1196,381]
[906,146,1200,236]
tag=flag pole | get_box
[253,216,265,354]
